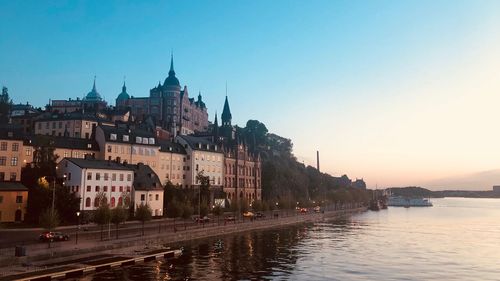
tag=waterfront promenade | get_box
[0,207,365,279]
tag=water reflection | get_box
[85,198,500,280]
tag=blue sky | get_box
[2,1,500,188]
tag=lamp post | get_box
[76,211,80,245]
[275,202,279,219]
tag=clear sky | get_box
[2,1,500,189]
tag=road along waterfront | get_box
[0,207,365,279]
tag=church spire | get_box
[92,75,97,91]
[221,95,232,126]
[214,111,219,139]
[169,52,175,76]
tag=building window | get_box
[87,172,92,180]
[95,186,100,192]
[11,157,18,166]
[10,172,16,181]
[12,143,19,152]
[119,186,123,192]
[0,157,6,166]
[87,186,91,192]
[155,194,159,201]
[103,186,108,192]
[0,195,3,203]
[119,174,124,181]
[0,142,6,151]
[111,197,115,207]
[85,197,91,207]
[107,145,112,153]
[149,194,152,201]
[96,173,100,180]
[112,186,116,192]
[126,186,131,192]
[104,173,109,181]
[64,151,69,158]
[112,173,116,181]
[16,196,22,203]
[127,174,131,181]
[25,148,31,156]
[118,197,123,206]
[141,194,145,201]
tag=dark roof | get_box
[99,125,158,146]
[221,96,232,122]
[177,135,221,152]
[0,124,25,140]
[126,163,162,191]
[0,182,28,191]
[64,158,133,171]
[25,135,99,151]
[158,140,186,154]
[164,55,180,87]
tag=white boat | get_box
[387,196,433,207]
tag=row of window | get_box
[86,172,132,182]
[0,195,23,204]
[224,177,258,188]
[140,193,160,201]
[85,196,128,208]
[0,142,19,152]
[194,153,222,162]
[0,172,17,181]
[84,185,131,193]
[37,121,92,130]
[225,164,260,177]
[0,157,18,166]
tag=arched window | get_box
[111,197,116,207]
[85,197,91,207]
[118,197,123,206]
[94,197,99,207]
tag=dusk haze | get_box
[1,1,500,280]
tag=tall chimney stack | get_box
[316,150,320,172]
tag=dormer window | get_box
[87,143,92,149]
[149,138,155,145]
[123,135,129,142]
[136,137,142,143]
[110,133,117,140]
[7,132,13,138]
[142,138,148,144]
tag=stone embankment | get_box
[0,207,366,279]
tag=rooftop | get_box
[0,182,28,191]
[63,158,133,171]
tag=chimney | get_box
[316,150,320,172]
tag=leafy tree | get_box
[39,209,59,248]
[135,203,152,236]
[181,203,193,230]
[0,86,12,122]
[111,206,128,239]
[166,198,182,231]
[212,205,223,225]
[94,204,111,241]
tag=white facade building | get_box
[57,158,134,212]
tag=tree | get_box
[212,205,223,226]
[0,86,12,123]
[111,206,128,239]
[181,203,193,230]
[135,203,152,236]
[166,199,182,231]
[94,204,111,241]
[39,209,59,248]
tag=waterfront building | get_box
[57,157,134,212]
[176,135,224,191]
[94,124,161,178]
[352,178,367,189]
[127,163,164,216]
[0,126,30,182]
[214,96,262,203]
[116,56,209,135]
[158,140,187,187]
[0,182,28,222]
[24,135,99,163]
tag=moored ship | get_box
[387,196,433,207]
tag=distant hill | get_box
[388,186,435,198]
[423,170,500,190]
[389,186,500,198]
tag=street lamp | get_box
[76,211,80,245]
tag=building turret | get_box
[221,96,232,126]
[163,54,180,87]
[116,81,130,106]
[85,76,102,101]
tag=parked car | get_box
[194,216,210,223]
[255,212,266,219]
[300,208,308,214]
[242,211,254,217]
[39,231,69,242]
[224,215,236,222]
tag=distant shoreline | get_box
[388,186,500,199]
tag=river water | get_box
[83,198,500,280]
